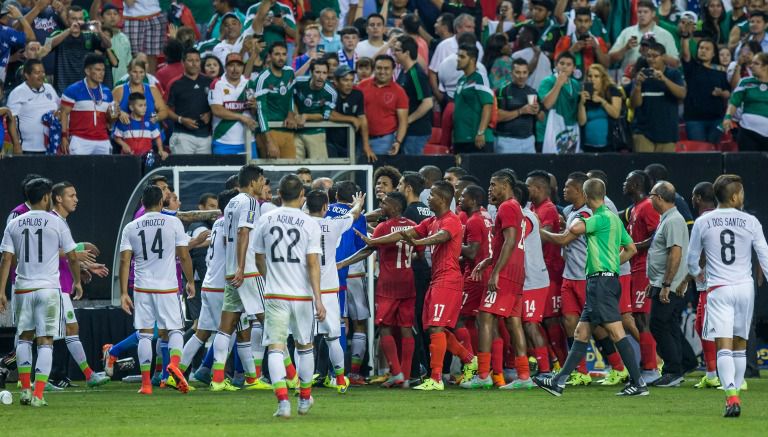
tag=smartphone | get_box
[641,68,655,78]
[577,33,590,41]
[584,82,594,95]
[318,44,325,53]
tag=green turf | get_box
[3,376,767,436]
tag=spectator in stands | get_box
[630,42,687,153]
[495,58,540,154]
[100,3,131,82]
[453,44,493,154]
[401,13,428,69]
[511,25,551,89]
[485,33,513,90]
[418,164,443,205]
[609,0,680,71]
[156,39,185,93]
[734,10,768,58]
[430,12,455,55]
[292,58,336,159]
[554,0,608,40]
[113,92,166,159]
[681,36,730,144]
[254,41,297,159]
[247,0,298,60]
[357,54,408,156]
[393,35,433,156]
[7,59,56,155]
[700,0,729,45]
[112,59,167,124]
[206,0,244,40]
[213,13,243,68]
[356,13,386,59]
[203,54,224,79]
[483,0,517,37]
[50,6,112,93]
[507,0,562,56]
[294,24,322,76]
[577,64,623,152]
[724,52,768,150]
[59,54,116,155]
[430,13,483,100]
[167,48,212,155]
[122,0,167,72]
[540,52,581,153]
[356,56,373,81]
[319,8,341,53]
[435,32,487,104]
[727,0,762,51]
[6,40,50,93]
[553,7,610,81]
[209,52,257,155]
[18,0,62,84]
[337,26,359,69]
[329,65,373,160]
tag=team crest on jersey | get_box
[46,93,52,100]
[67,311,74,319]
[279,85,287,95]
[304,97,312,107]
[145,121,150,128]
[247,211,256,223]
[224,88,230,95]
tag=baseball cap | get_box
[225,52,245,65]
[101,3,119,14]
[680,11,698,22]
[221,11,242,23]
[0,0,22,16]
[334,64,355,79]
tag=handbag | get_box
[608,88,633,152]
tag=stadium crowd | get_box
[0,0,765,158]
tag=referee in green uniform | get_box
[534,178,650,397]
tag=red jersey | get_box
[492,199,527,285]
[531,199,564,277]
[627,197,660,274]
[413,211,464,288]
[457,209,468,225]
[373,216,418,299]
[463,208,493,282]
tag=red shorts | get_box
[618,274,632,314]
[543,276,563,317]
[460,280,485,317]
[479,277,522,318]
[631,272,651,313]
[422,285,462,328]
[695,289,709,336]
[561,278,587,316]
[375,296,415,327]
[522,287,547,323]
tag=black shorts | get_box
[580,275,621,325]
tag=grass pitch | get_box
[3,375,767,436]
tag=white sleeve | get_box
[6,88,22,115]
[0,227,14,254]
[175,219,190,247]
[253,217,266,254]
[333,214,355,234]
[237,197,257,230]
[58,219,77,253]
[306,220,322,255]
[751,217,768,278]
[119,225,132,253]
[429,42,445,72]
[686,220,703,278]
[208,82,224,106]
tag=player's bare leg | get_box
[542,316,568,367]
[622,313,640,341]
[523,320,551,376]
[716,336,747,417]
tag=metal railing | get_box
[247,121,357,164]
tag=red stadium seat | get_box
[433,109,442,128]
[429,127,442,143]
[718,131,739,152]
[676,140,718,152]
[423,143,451,155]
[678,123,687,141]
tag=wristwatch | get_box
[662,282,671,288]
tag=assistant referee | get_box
[534,178,649,397]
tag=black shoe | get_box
[616,382,649,396]
[51,377,78,388]
[0,351,16,371]
[532,374,563,397]
[650,374,683,387]
[0,367,7,389]
[724,402,741,418]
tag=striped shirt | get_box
[61,79,114,141]
[254,66,295,133]
[113,116,161,155]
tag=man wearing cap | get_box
[206,0,244,40]
[609,0,679,71]
[208,52,258,155]
[507,0,563,57]
[393,34,433,155]
[213,13,243,68]
[0,0,36,90]
[254,41,297,159]
[292,58,337,159]
[329,64,373,160]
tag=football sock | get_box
[351,332,366,374]
[33,344,52,400]
[380,335,401,376]
[138,333,153,386]
[464,317,478,352]
[16,339,33,390]
[732,350,746,392]
[268,350,288,402]
[250,322,265,378]
[445,330,473,363]
[154,340,163,374]
[168,330,183,367]
[555,340,588,386]
[200,340,215,370]
[401,336,415,380]
[596,336,625,371]
[160,340,170,379]
[236,342,257,382]
[477,351,492,380]
[109,332,139,358]
[340,320,348,352]
[534,346,551,373]
[717,349,736,393]
[429,332,447,381]
[232,338,244,374]
[515,355,531,380]
[546,323,568,365]
[616,336,643,385]
[284,354,297,381]
[702,339,717,374]
[454,327,474,355]
[639,331,657,370]
[325,337,346,385]
[64,336,93,380]
[180,335,205,373]
[491,338,504,376]
[297,348,314,400]
[211,331,231,383]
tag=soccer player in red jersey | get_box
[356,181,476,391]
[341,192,419,388]
[462,170,531,389]
[623,170,661,383]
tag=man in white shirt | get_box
[213,13,244,68]
[608,0,680,71]
[429,13,484,102]
[355,13,386,59]
[6,59,58,154]
[511,26,552,90]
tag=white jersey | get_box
[562,204,592,280]
[687,208,768,288]
[522,208,549,290]
[119,211,189,292]
[209,75,251,146]
[1,211,76,291]
[223,193,260,279]
[202,217,226,291]
[314,214,355,292]
[254,206,322,300]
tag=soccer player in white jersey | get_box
[0,178,81,407]
[683,174,768,418]
[305,189,365,394]
[209,163,268,391]
[118,185,195,395]
[254,175,326,418]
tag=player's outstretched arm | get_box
[751,220,768,279]
[177,246,196,298]
[540,227,579,246]
[176,210,222,224]
[338,246,375,269]
[354,228,405,246]
[407,229,450,247]
[348,192,367,221]
[118,250,134,315]
[0,252,12,312]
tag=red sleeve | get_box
[444,215,463,241]
[395,84,409,110]
[372,222,386,238]
[598,37,608,54]
[539,205,558,229]
[498,202,523,234]
[465,216,484,243]
[554,37,569,60]
[641,203,660,234]
[413,216,432,238]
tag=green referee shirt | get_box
[293,77,337,135]
[581,204,633,275]
[254,66,296,132]
[453,71,494,144]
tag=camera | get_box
[577,33,590,41]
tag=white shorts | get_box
[54,293,78,340]
[69,136,112,155]
[703,282,755,341]
[222,276,265,316]
[263,298,315,346]
[134,291,184,330]
[346,275,370,321]
[197,289,224,332]
[14,289,61,338]
[316,292,342,338]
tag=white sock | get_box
[180,336,205,371]
[237,342,257,378]
[733,350,747,390]
[212,331,231,373]
[268,349,286,384]
[35,344,53,385]
[65,335,90,377]
[251,322,265,373]
[325,337,345,376]
[351,332,367,369]
[297,347,314,386]
[706,370,718,379]
[138,333,154,374]
[717,349,736,391]
[16,339,33,377]
[168,329,184,367]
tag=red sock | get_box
[465,317,479,352]
[577,358,588,375]
[170,354,180,367]
[83,368,93,380]
[141,369,151,386]
[702,339,717,372]
[491,338,504,375]
[545,323,568,365]
[606,352,625,371]
[454,327,474,355]
[275,386,289,402]
[20,371,31,390]
[401,337,415,380]
[639,331,658,370]
[445,330,473,363]
[477,351,492,379]
[255,364,262,378]
[429,332,447,381]
[381,335,402,375]
[515,355,530,380]
[534,346,551,373]
[34,380,46,399]
[246,376,258,384]
[213,368,225,383]
[285,362,297,380]
[300,387,311,400]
